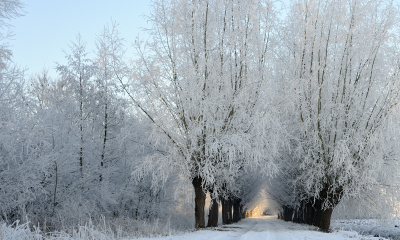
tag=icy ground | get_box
[136,216,388,240]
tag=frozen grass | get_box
[0,217,179,240]
[0,221,43,240]
[332,218,400,240]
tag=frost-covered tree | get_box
[94,22,124,183]
[0,4,198,231]
[276,0,400,230]
[56,35,96,178]
[0,0,34,223]
[128,0,280,228]
[0,0,23,68]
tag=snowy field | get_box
[332,218,400,240]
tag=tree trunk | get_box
[241,206,246,219]
[303,201,315,225]
[221,197,232,224]
[311,187,341,231]
[79,75,84,179]
[282,205,294,221]
[292,209,301,223]
[232,198,241,222]
[100,101,108,182]
[192,176,206,228]
[312,206,334,231]
[207,196,219,227]
[283,198,336,231]
[312,196,334,231]
[52,161,58,216]
[227,199,232,223]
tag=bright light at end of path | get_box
[246,206,264,218]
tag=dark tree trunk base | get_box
[312,207,333,231]
[280,186,342,231]
[207,197,219,227]
[221,197,232,224]
[192,176,206,228]
[232,198,241,222]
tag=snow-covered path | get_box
[136,216,386,240]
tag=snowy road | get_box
[136,216,385,240]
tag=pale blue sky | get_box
[10,0,151,78]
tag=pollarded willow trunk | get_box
[192,176,206,228]
[221,197,227,224]
[287,188,342,231]
[281,197,338,231]
[313,206,334,231]
[207,196,219,227]
[290,200,315,224]
[221,197,232,224]
[232,198,241,223]
[301,201,315,225]
[311,187,342,231]
[281,205,294,222]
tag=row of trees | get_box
[129,0,282,228]
[269,0,400,230]
[1,0,400,233]
[131,0,400,231]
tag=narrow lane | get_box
[218,216,319,240]
[136,216,385,240]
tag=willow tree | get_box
[280,0,400,230]
[128,0,279,228]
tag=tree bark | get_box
[303,201,315,225]
[100,101,108,182]
[79,75,84,179]
[192,176,206,228]
[52,161,58,216]
[311,187,342,231]
[240,205,245,219]
[232,198,241,222]
[221,197,232,224]
[312,206,333,231]
[282,205,294,221]
[221,197,228,224]
[227,199,232,222]
[207,196,219,227]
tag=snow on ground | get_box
[332,218,400,240]
[135,216,387,240]
[1,216,394,240]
